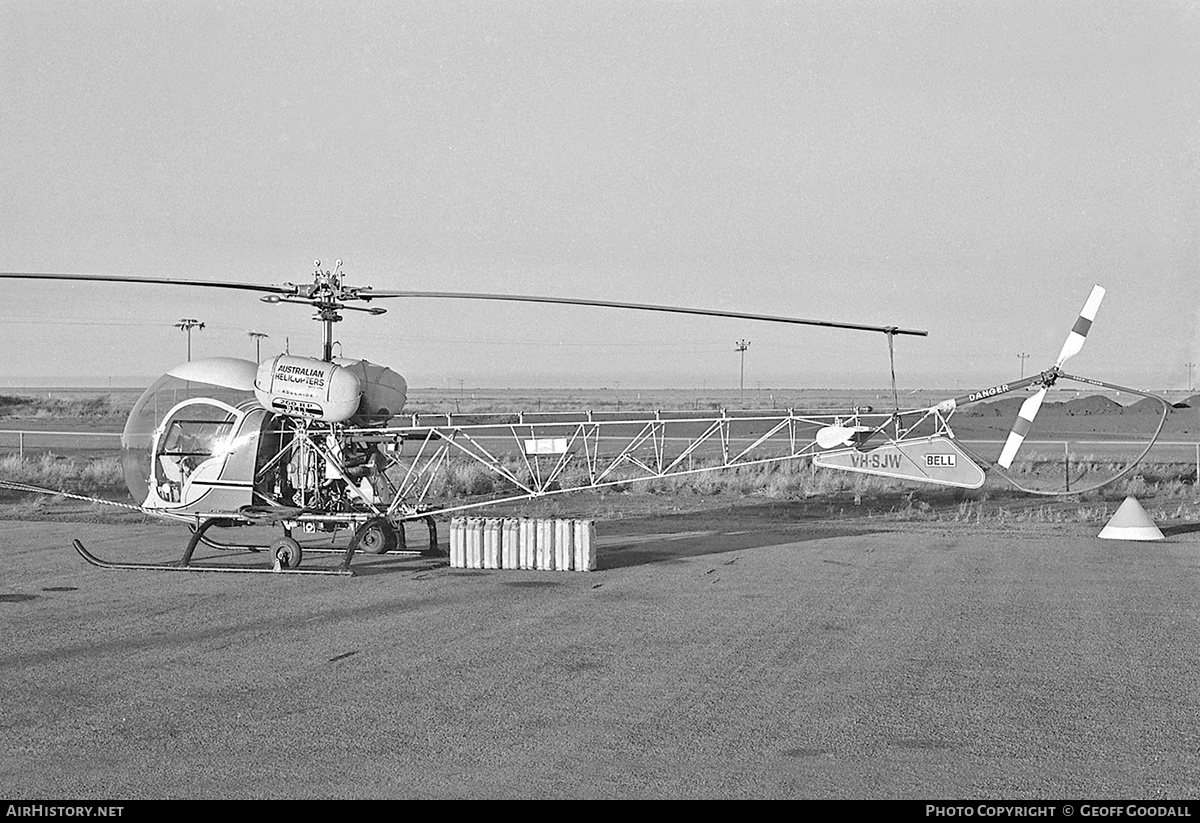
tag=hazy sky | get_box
[2,0,1198,390]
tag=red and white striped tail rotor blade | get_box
[998,387,1047,469]
[1055,285,1105,367]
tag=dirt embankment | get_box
[950,393,1199,439]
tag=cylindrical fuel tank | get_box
[254,355,362,422]
[334,358,408,425]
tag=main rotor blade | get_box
[2,272,929,336]
[356,289,928,337]
[0,272,296,295]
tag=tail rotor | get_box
[1054,284,1105,367]
[997,387,1048,469]
[996,285,1105,469]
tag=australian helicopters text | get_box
[274,364,327,387]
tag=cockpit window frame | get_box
[151,397,245,504]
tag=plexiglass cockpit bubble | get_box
[121,359,258,505]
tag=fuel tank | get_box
[334,358,408,425]
[254,355,362,422]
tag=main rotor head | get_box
[259,260,387,321]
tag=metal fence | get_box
[0,430,123,458]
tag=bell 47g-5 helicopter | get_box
[0,264,1173,575]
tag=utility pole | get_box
[248,331,269,362]
[735,339,750,407]
[175,318,205,362]
[1018,352,1030,379]
[1187,362,1196,392]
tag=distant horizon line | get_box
[2,377,1196,397]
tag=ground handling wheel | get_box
[355,518,400,555]
[339,517,398,571]
[270,536,303,570]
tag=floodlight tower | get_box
[1187,362,1196,392]
[1018,352,1030,379]
[248,330,269,362]
[175,318,205,362]
[735,339,750,407]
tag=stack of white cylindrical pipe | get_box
[449,517,596,571]
[536,518,554,569]
[483,518,501,569]
[501,519,520,569]
[519,518,537,569]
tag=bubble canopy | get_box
[121,360,258,504]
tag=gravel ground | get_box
[1,508,1198,799]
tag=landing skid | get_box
[196,515,442,558]
[72,515,443,576]
[73,539,354,575]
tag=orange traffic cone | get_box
[1098,496,1164,541]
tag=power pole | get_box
[175,318,205,362]
[1018,352,1030,379]
[248,331,269,362]
[735,339,750,407]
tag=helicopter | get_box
[0,264,1174,575]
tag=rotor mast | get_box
[314,261,342,362]
[320,304,338,361]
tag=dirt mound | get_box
[966,393,1152,418]
[1060,395,1124,415]
[963,397,1025,417]
[964,395,1096,418]
[1124,397,1173,414]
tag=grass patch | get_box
[0,453,126,497]
[0,393,127,419]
